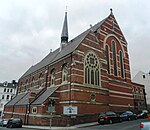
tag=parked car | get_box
[119,112,129,121]
[137,112,148,119]
[140,121,150,130]
[6,118,22,128]
[127,111,137,120]
[98,111,121,125]
[0,118,8,127]
[142,110,148,114]
[120,111,137,121]
[138,110,148,119]
[0,119,3,126]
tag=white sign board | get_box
[63,106,78,115]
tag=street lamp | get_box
[128,104,131,111]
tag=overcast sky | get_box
[0,0,149,83]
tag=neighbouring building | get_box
[0,80,17,117]
[3,9,147,126]
[132,71,150,109]
[132,82,147,112]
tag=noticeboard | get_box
[48,106,55,113]
[63,106,78,115]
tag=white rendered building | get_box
[0,80,17,116]
[132,71,150,105]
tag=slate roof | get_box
[31,87,58,105]
[15,93,30,106]
[5,93,27,106]
[14,88,45,105]
[21,15,108,78]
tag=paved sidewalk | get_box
[23,122,98,130]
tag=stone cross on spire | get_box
[110,8,113,15]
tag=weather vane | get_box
[66,6,68,12]
[110,8,113,15]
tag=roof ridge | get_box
[20,15,109,78]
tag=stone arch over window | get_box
[104,34,127,78]
[62,64,68,83]
[84,51,100,86]
[103,34,125,56]
[105,44,110,74]
[51,69,56,86]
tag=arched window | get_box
[25,79,29,90]
[31,77,34,87]
[62,64,68,83]
[51,69,56,86]
[84,52,100,86]
[19,82,23,93]
[132,87,135,93]
[105,45,110,74]
[112,41,117,76]
[136,88,139,94]
[32,107,37,114]
[38,73,43,87]
[140,88,143,94]
[119,51,124,78]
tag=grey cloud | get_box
[0,0,150,82]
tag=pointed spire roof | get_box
[61,12,68,43]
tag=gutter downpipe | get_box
[69,52,73,106]
[25,103,30,125]
[12,105,15,118]
[26,103,30,125]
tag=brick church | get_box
[3,9,146,126]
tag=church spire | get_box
[60,11,68,51]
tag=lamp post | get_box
[128,104,131,111]
[48,99,55,130]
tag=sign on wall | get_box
[63,106,78,115]
[48,106,55,113]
